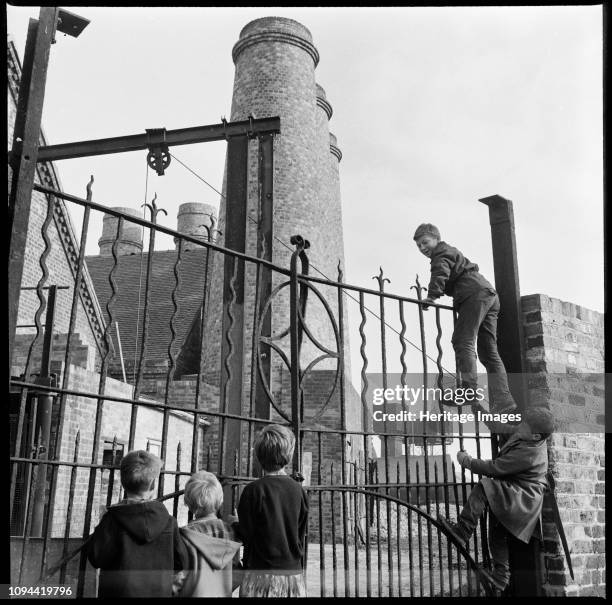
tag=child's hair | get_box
[413,223,441,241]
[254,424,295,472]
[120,450,163,495]
[523,406,555,437]
[183,471,223,517]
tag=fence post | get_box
[8,7,88,375]
[478,194,528,407]
[219,135,249,508]
[289,236,309,474]
[255,134,274,423]
[8,9,58,375]
[478,194,541,597]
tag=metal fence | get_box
[9,179,495,596]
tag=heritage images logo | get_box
[372,408,522,425]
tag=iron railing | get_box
[9,182,496,596]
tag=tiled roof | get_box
[85,248,209,376]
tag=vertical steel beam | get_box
[255,134,273,423]
[479,194,540,597]
[8,9,58,375]
[219,135,248,503]
[478,194,528,408]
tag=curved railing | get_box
[304,485,494,598]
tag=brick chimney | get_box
[174,202,217,251]
[98,208,143,256]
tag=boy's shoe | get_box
[476,565,509,593]
[437,515,468,548]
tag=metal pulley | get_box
[145,128,171,175]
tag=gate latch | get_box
[146,128,171,176]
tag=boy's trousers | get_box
[458,482,511,583]
[451,288,516,410]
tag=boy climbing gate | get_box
[414,223,517,413]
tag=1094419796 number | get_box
[9,586,73,597]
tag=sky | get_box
[7,5,603,456]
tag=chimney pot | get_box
[175,202,218,251]
[98,207,143,256]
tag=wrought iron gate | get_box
[9,178,496,595]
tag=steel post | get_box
[478,194,528,408]
[255,134,274,423]
[219,135,248,507]
[8,9,58,376]
[479,194,540,596]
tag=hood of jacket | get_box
[180,527,240,571]
[106,500,172,544]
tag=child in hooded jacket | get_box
[174,471,242,597]
[438,407,555,592]
[87,450,188,598]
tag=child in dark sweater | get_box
[87,450,188,598]
[414,223,517,413]
[236,424,309,597]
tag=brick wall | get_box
[153,375,219,471]
[522,294,605,597]
[12,332,96,377]
[51,364,198,537]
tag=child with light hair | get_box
[184,471,224,518]
[87,450,188,598]
[236,424,309,597]
[174,470,242,597]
